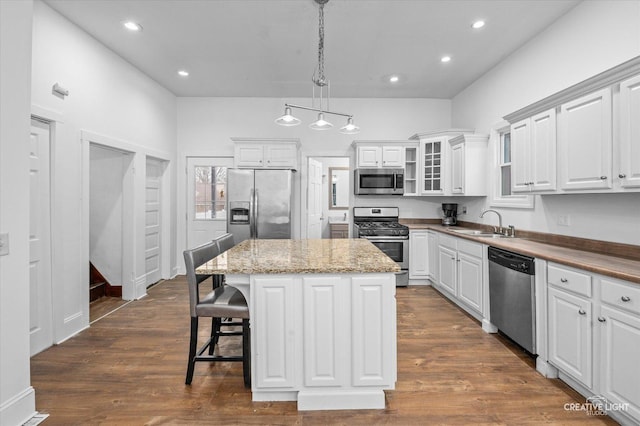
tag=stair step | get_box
[90,281,106,290]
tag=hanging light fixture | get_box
[274,0,360,134]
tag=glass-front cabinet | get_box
[421,137,443,194]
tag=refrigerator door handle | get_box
[249,188,255,238]
[254,189,259,239]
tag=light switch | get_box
[0,233,8,256]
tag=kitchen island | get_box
[196,238,399,410]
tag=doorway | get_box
[29,118,53,356]
[306,157,350,239]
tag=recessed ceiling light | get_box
[441,56,451,63]
[389,75,399,83]
[123,21,142,32]
[472,20,485,29]
[178,70,189,77]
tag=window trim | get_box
[489,121,534,209]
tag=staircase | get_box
[89,263,122,302]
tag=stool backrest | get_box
[216,233,235,254]
[183,241,220,317]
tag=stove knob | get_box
[519,263,528,271]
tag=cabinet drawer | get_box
[548,263,592,297]
[600,277,640,316]
[457,239,483,258]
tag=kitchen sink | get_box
[448,228,510,238]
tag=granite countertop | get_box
[196,238,401,275]
[404,223,640,285]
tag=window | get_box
[194,166,227,219]
[490,122,533,209]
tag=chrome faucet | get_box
[480,209,503,234]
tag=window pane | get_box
[193,166,227,219]
[501,165,511,196]
[503,132,511,164]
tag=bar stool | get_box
[183,241,250,386]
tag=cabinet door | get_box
[559,88,612,190]
[530,109,557,191]
[427,232,439,282]
[303,276,348,387]
[450,142,464,194]
[357,146,381,168]
[547,287,593,389]
[619,75,640,188]
[351,275,396,387]
[599,305,640,421]
[457,252,482,314]
[381,146,404,167]
[421,139,443,194]
[409,231,429,279]
[437,245,457,295]
[253,276,297,389]
[235,143,265,167]
[511,118,531,193]
[265,144,297,169]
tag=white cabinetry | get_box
[403,144,419,196]
[419,136,445,194]
[559,88,612,191]
[355,143,404,168]
[409,230,428,279]
[545,263,640,425]
[436,234,484,317]
[619,74,640,188]
[598,277,640,421]
[448,134,489,195]
[511,108,557,192]
[427,231,439,282]
[234,139,299,170]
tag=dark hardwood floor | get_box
[31,277,617,425]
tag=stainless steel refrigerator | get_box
[227,169,293,244]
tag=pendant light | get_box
[274,0,360,134]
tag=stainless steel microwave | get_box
[354,168,404,195]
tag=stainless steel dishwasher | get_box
[488,246,536,354]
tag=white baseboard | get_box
[0,386,36,426]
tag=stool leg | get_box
[242,318,251,388]
[210,317,221,355]
[185,317,198,385]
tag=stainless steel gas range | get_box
[353,207,409,287]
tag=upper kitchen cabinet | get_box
[504,56,640,194]
[354,142,405,168]
[619,74,640,188]
[233,139,300,170]
[511,109,557,193]
[448,133,489,196]
[559,88,612,191]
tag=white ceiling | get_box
[43,0,580,98]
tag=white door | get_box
[187,157,233,249]
[145,157,163,286]
[307,158,323,239]
[29,118,53,356]
[619,74,640,188]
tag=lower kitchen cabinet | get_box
[427,231,439,282]
[435,234,484,318]
[409,230,429,279]
[329,223,349,239]
[547,286,593,389]
[546,263,640,425]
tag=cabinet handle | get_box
[619,174,627,179]
[621,296,631,302]
[560,278,568,283]
[529,181,534,185]
[598,316,606,323]
[578,309,586,315]
[600,176,607,180]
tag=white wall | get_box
[30,0,178,338]
[0,1,36,424]
[177,97,451,258]
[451,0,640,244]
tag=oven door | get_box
[361,236,408,269]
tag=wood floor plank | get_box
[31,278,618,425]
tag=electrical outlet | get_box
[558,215,570,226]
[0,233,9,256]
[461,206,467,214]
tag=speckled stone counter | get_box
[196,238,400,275]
